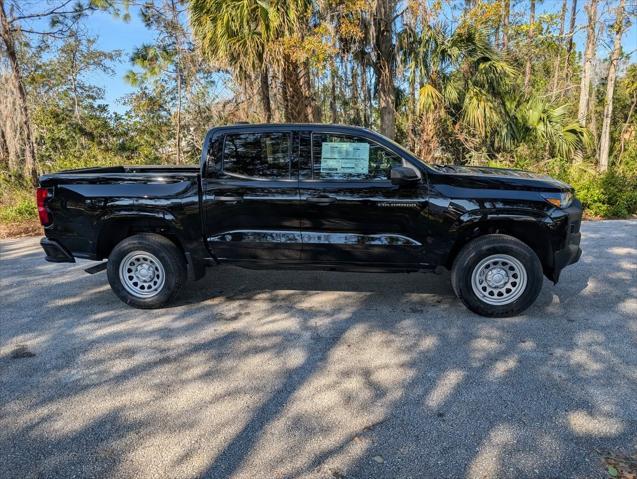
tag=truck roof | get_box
[207,123,377,135]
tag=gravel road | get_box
[1,220,636,479]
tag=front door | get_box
[298,130,431,268]
[201,129,301,263]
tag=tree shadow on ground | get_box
[0,221,635,478]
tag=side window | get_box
[205,136,222,175]
[311,133,403,181]
[223,132,291,179]
[299,131,312,180]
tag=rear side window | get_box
[223,132,291,179]
[310,133,403,181]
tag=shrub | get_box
[563,167,637,218]
[481,156,637,218]
[0,191,37,223]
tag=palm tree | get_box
[189,0,313,122]
[401,23,586,164]
[400,24,517,162]
[517,99,588,159]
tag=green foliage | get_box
[567,169,637,218]
[487,156,637,218]
[0,195,36,223]
[0,174,36,223]
[516,100,588,159]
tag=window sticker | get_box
[320,142,370,175]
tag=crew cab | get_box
[37,124,582,317]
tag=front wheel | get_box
[107,233,186,309]
[451,234,543,317]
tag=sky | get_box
[82,7,156,114]
[25,1,637,115]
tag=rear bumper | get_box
[41,238,75,263]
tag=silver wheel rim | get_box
[119,251,166,298]
[470,254,527,306]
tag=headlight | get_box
[541,191,573,208]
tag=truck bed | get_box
[39,165,200,190]
[56,165,200,175]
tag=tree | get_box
[564,0,578,86]
[0,0,37,183]
[189,0,316,123]
[0,0,117,183]
[617,65,637,163]
[500,0,510,50]
[372,0,398,139]
[47,32,121,122]
[126,1,193,163]
[523,0,536,92]
[402,25,518,161]
[517,99,587,159]
[598,0,627,172]
[550,0,568,98]
[190,0,269,122]
[577,0,598,127]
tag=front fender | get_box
[446,208,557,277]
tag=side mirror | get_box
[390,166,421,186]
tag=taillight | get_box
[36,187,51,226]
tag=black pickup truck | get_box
[37,124,582,317]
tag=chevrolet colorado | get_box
[37,124,582,317]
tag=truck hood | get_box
[430,164,572,192]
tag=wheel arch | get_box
[96,214,185,260]
[446,216,554,278]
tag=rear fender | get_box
[96,211,207,280]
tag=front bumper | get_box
[549,200,583,282]
[41,238,75,263]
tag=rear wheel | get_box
[107,233,186,309]
[451,234,543,317]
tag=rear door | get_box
[201,128,301,263]
[298,130,430,267]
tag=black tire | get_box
[106,233,186,309]
[451,234,543,317]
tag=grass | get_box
[0,181,41,238]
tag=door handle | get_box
[215,195,244,202]
[306,196,336,205]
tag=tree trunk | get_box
[550,0,568,99]
[0,0,38,184]
[330,63,338,123]
[564,0,578,87]
[588,82,598,145]
[598,0,625,172]
[70,36,81,122]
[374,0,397,139]
[618,94,636,163]
[300,60,316,122]
[281,57,310,123]
[168,0,183,164]
[523,0,536,92]
[351,64,362,125]
[360,59,370,128]
[407,69,416,151]
[501,0,510,49]
[176,66,182,164]
[259,66,272,122]
[577,0,598,127]
[0,123,9,166]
